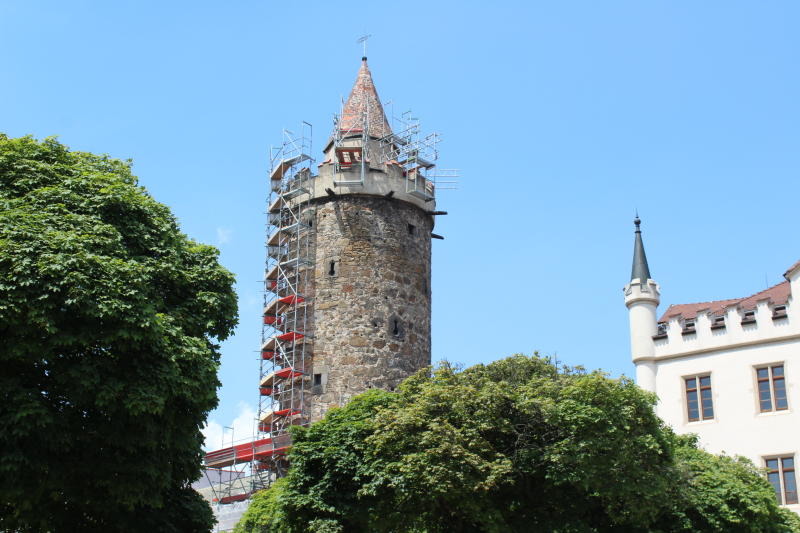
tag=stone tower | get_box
[307,57,435,420]
[623,216,660,393]
[259,57,439,448]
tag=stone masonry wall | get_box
[307,195,432,421]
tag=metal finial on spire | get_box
[357,34,371,59]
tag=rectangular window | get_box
[757,364,788,412]
[766,456,798,505]
[685,374,714,422]
[653,322,668,339]
[772,305,788,320]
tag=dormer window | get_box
[772,305,788,320]
[653,322,668,340]
[681,319,696,335]
[710,315,726,330]
[741,309,757,325]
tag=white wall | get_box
[650,297,799,515]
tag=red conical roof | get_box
[339,57,392,139]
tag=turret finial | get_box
[357,34,371,60]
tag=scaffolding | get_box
[383,109,458,199]
[202,124,315,505]
[202,431,258,505]
[331,101,458,196]
[254,123,315,490]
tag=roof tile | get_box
[339,58,392,139]
[659,281,791,322]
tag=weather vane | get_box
[357,34,371,57]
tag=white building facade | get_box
[624,217,799,514]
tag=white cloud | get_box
[202,402,258,451]
[216,227,233,245]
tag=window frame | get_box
[755,364,789,413]
[741,309,757,325]
[765,455,797,506]
[772,304,788,320]
[684,373,714,422]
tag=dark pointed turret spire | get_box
[631,215,652,282]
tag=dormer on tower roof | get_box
[338,57,392,139]
[631,216,652,282]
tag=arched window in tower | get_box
[389,315,404,339]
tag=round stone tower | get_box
[305,57,436,420]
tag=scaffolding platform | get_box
[217,493,251,505]
[268,197,282,214]
[276,331,304,342]
[259,367,305,388]
[267,222,310,246]
[259,408,303,426]
[262,315,283,326]
[270,154,311,182]
[204,438,274,469]
[263,295,305,316]
[281,187,309,201]
[279,257,313,270]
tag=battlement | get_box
[314,159,434,211]
[651,283,797,360]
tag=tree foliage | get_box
[0,135,238,531]
[656,435,800,532]
[236,355,798,533]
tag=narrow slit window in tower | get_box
[329,261,337,276]
[408,223,416,235]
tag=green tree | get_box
[235,355,798,533]
[656,435,800,532]
[0,135,237,531]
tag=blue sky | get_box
[3,1,799,448]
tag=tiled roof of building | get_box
[659,280,791,322]
[784,259,800,279]
[339,57,392,139]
